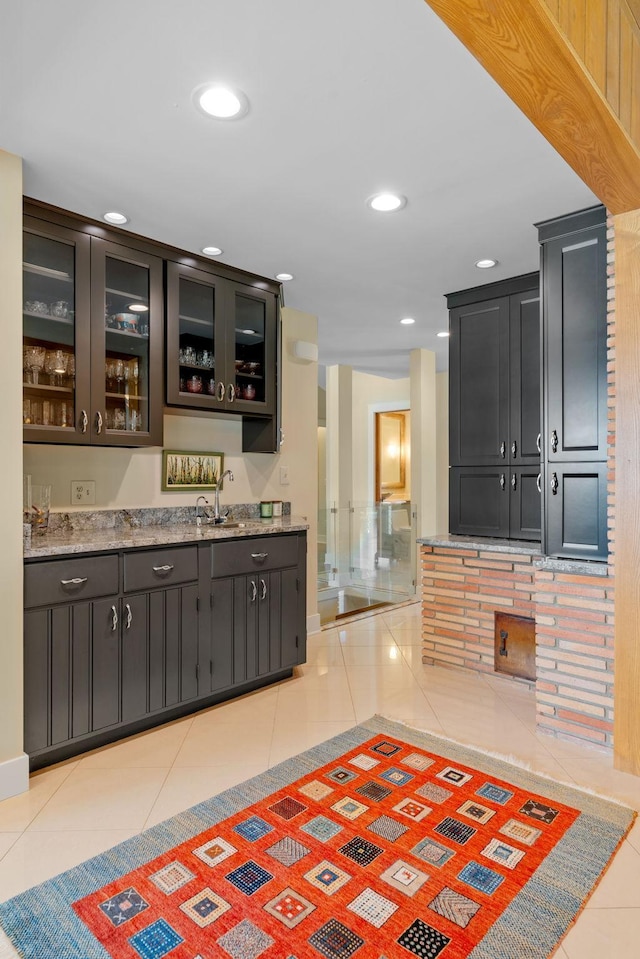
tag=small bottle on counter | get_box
[272,500,283,517]
[260,500,273,519]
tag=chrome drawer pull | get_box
[250,580,257,602]
[96,410,103,434]
[251,552,268,560]
[111,605,118,631]
[152,564,174,572]
[125,603,132,629]
[60,577,88,586]
[80,409,88,433]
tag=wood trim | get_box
[423,0,640,213]
[613,209,640,774]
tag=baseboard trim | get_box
[307,612,321,634]
[0,752,29,800]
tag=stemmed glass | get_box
[23,346,46,385]
[125,358,139,396]
[44,349,68,387]
[114,359,125,394]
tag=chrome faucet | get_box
[195,494,210,527]
[213,469,234,523]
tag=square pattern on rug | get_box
[73,732,584,959]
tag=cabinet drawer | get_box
[211,535,299,578]
[24,555,119,609]
[123,546,198,593]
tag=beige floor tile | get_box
[173,720,274,768]
[310,629,346,648]
[76,718,193,769]
[341,645,404,666]
[269,720,357,766]
[0,928,19,959]
[348,684,441,728]
[0,829,137,900]
[388,627,424,645]
[26,767,170,832]
[0,835,20,861]
[586,839,640,908]
[194,686,280,726]
[282,664,351,693]
[0,762,79,833]
[336,626,397,646]
[625,817,640,855]
[561,907,640,959]
[274,686,356,723]
[144,763,267,829]
[304,643,345,666]
[397,645,429,669]
[344,663,420,691]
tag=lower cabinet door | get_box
[149,583,199,710]
[24,608,50,754]
[91,598,121,731]
[509,467,542,542]
[121,594,148,724]
[209,579,234,692]
[449,467,510,537]
[278,568,302,669]
[544,462,608,560]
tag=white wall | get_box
[0,150,29,798]
[351,371,410,505]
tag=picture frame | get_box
[161,449,224,491]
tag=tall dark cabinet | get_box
[537,205,608,561]
[448,273,541,541]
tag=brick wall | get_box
[421,217,616,750]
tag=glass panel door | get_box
[233,293,266,405]
[23,231,81,435]
[177,277,217,399]
[103,255,150,435]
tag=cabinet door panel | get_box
[179,584,199,702]
[545,463,608,560]
[149,591,166,711]
[244,576,259,681]
[449,298,509,465]
[279,568,301,669]
[210,579,234,692]
[24,609,50,754]
[257,574,271,676]
[544,224,607,460]
[509,467,542,542]
[232,577,249,684]
[449,467,510,537]
[91,599,121,731]
[50,606,72,745]
[510,289,541,461]
[225,283,277,415]
[121,594,148,724]
[70,604,91,739]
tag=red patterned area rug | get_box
[0,716,635,958]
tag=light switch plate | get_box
[71,480,96,505]
[279,466,290,485]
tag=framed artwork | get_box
[162,450,224,491]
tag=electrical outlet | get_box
[279,466,290,485]
[71,480,96,505]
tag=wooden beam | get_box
[423,0,640,214]
[613,209,640,775]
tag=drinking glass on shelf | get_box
[114,359,125,394]
[44,349,68,387]
[105,358,117,393]
[24,346,46,385]
[66,353,75,387]
[125,358,139,396]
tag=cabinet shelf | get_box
[179,314,210,326]
[236,371,263,380]
[179,361,215,372]
[105,327,149,341]
[23,262,73,282]
[24,310,74,325]
[23,382,74,395]
[105,391,147,402]
[105,287,148,302]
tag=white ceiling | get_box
[1,0,596,378]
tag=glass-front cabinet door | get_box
[166,262,222,409]
[23,218,91,443]
[90,239,163,446]
[227,282,276,416]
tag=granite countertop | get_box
[25,515,309,559]
[417,534,543,556]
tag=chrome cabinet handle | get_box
[251,552,268,560]
[279,427,285,446]
[80,409,88,433]
[250,580,257,602]
[500,441,506,459]
[551,429,558,454]
[511,473,517,490]
[152,564,174,572]
[96,410,103,434]
[550,472,559,495]
[536,473,542,494]
[216,381,225,402]
[536,432,541,453]
[125,603,132,629]
[111,605,118,631]
[500,473,506,491]
[227,383,235,403]
[60,576,88,586]
[260,578,267,600]
[511,440,517,458]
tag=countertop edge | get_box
[24,518,309,560]
[417,535,542,557]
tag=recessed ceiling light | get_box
[201,246,223,256]
[128,303,149,313]
[475,258,498,269]
[275,273,294,281]
[194,83,249,119]
[367,193,407,213]
[241,329,258,336]
[103,211,129,225]
[437,330,450,337]
[400,317,415,325]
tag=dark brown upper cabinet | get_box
[165,261,277,419]
[23,205,164,447]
